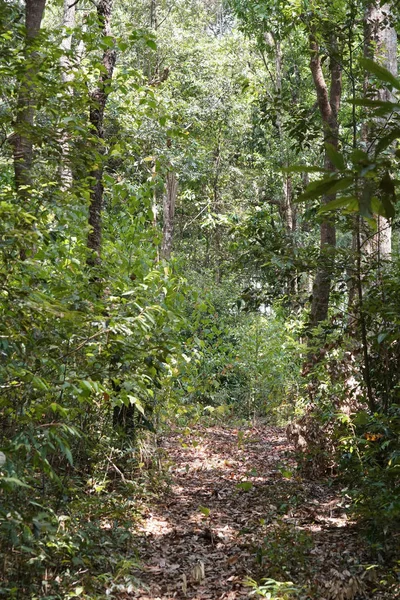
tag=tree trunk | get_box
[87,0,116,266]
[212,142,223,284]
[11,0,47,199]
[364,2,397,260]
[59,0,76,188]
[309,34,342,328]
[161,172,178,260]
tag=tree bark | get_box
[309,34,342,328]
[87,0,116,266]
[364,2,397,259]
[59,0,76,188]
[11,0,47,199]
[161,172,178,260]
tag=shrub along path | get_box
[130,424,381,599]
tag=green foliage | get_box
[340,407,400,533]
[172,273,303,421]
[253,520,313,581]
[246,576,301,599]
[2,0,400,593]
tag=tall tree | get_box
[363,1,397,260]
[309,32,342,328]
[87,0,116,266]
[59,0,77,188]
[11,0,47,200]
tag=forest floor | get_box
[127,423,393,600]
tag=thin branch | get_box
[157,6,173,28]
[183,204,210,232]
[259,49,276,92]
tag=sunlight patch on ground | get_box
[139,514,174,537]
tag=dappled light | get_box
[129,424,373,599]
[1,0,400,598]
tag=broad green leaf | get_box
[378,332,388,343]
[0,477,32,489]
[79,380,93,395]
[325,143,345,170]
[117,40,129,52]
[297,176,353,202]
[361,58,400,91]
[319,196,358,213]
[349,98,399,111]
[101,35,115,48]
[375,130,400,154]
[350,149,369,164]
[359,185,373,218]
[128,395,145,415]
[379,172,396,218]
[371,197,387,217]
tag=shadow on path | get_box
[130,424,370,600]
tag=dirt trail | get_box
[131,424,369,600]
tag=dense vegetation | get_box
[1,0,400,598]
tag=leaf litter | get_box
[127,424,393,599]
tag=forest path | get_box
[131,424,368,600]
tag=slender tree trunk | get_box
[11,0,47,199]
[161,172,178,260]
[87,0,116,266]
[273,37,294,235]
[364,2,397,259]
[273,35,297,295]
[59,0,76,188]
[309,34,342,328]
[212,142,223,284]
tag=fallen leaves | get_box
[131,424,380,599]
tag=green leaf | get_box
[379,172,396,219]
[100,35,115,49]
[278,467,293,479]
[0,476,32,489]
[325,143,345,170]
[360,58,400,91]
[375,130,400,154]
[128,395,145,415]
[236,481,253,491]
[360,184,373,218]
[319,196,358,213]
[350,149,369,164]
[117,40,129,52]
[349,98,399,111]
[297,176,353,202]
[199,506,210,517]
[79,380,93,395]
[371,197,387,217]
[146,39,157,51]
